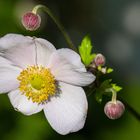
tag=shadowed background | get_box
[0,0,140,140]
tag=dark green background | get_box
[0,0,140,140]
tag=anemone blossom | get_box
[0,34,95,135]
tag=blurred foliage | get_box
[0,0,140,140]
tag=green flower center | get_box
[30,76,44,90]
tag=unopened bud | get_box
[104,100,125,120]
[22,12,41,31]
[94,54,105,66]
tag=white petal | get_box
[34,38,56,66]
[8,89,44,115]
[0,34,56,68]
[0,65,21,93]
[0,56,13,66]
[0,34,33,50]
[43,82,88,135]
[0,34,36,68]
[56,48,86,72]
[48,51,95,86]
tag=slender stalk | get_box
[111,89,117,104]
[32,5,77,52]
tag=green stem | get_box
[32,5,77,52]
[104,88,117,103]
[111,88,117,103]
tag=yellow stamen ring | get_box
[17,66,56,104]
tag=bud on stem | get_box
[104,88,125,119]
[22,11,41,31]
[104,100,125,120]
[94,53,105,66]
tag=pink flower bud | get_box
[22,12,41,31]
[104,100,125,120]
[94,54,105,66]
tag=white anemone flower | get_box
[0,34,95,135]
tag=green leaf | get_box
[111,84,122,92]
[107,68,114,73]
[95,79,112,103]
[95,80,122,104]
[79,36,95,66]
[95,89,103,103]
[100,79,112,91]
